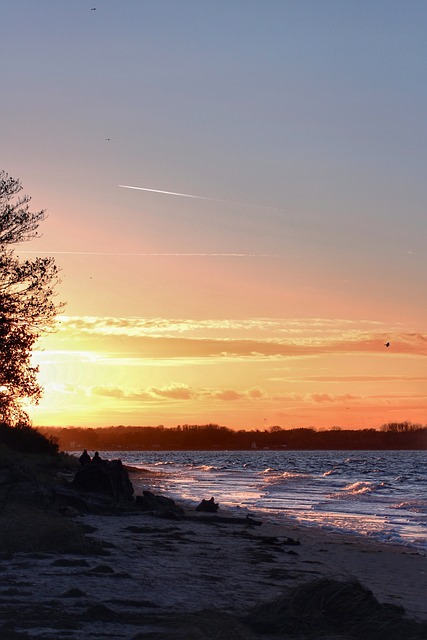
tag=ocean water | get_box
[84,450,427,553]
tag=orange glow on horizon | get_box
[28,316,427,430]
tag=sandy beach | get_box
[0,465,426,640]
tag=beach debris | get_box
[186,514,262,526]
[195,497,219,512]
[135,490,185,518]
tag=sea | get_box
[78,450,427,554]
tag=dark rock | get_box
[53,484,113,513]
[195,497,219,512]
[108,459,134,501]
[71,458,134,503]
[135,490,184,516]
[72,464,113,495]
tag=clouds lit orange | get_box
[30,317,427,429]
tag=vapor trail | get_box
[119,185,217,201]
[119,184,284,211]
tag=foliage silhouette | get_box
[0,170,62,425]
[40,422,427,451]
[0,422,58,455]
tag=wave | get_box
[342,481,378,495]
[325,481,385,500]
[152,461,176,466]
[323,467,341,476]
[391,500,427,514]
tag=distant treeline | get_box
[39,421,427,451]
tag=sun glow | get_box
[29,316,427,429]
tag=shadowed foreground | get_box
[0,573,426,640]
[0,450,426,639]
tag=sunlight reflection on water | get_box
[73,449,427,551]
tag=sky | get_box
[2,1,427,430]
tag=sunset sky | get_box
[3,1,427,429]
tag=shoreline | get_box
[114,449,427,556]
[0,461,425,639]
[130,470,427,622]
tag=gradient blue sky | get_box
[2,1,427,428]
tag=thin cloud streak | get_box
[119,184,284,212]
[18,251,276,257]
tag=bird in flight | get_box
[91,7,96,10]
[385,342,390,348]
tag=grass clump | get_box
[245,578,427,639]
[0,422,59,455]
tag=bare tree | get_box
[0,171,62,425]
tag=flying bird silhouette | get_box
[385,342,390,347]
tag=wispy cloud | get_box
[310,393,359,403]
[44,382,427,408]
[41,317,427,359]
[89,383,262,403]
[53,316,390,339]
[304,375,427,382]
[44,316,427,359]
[18,251,275,257]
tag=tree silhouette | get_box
[0,171,62,425]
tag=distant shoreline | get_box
[39,423,427,452]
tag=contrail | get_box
[119,185,218,202]
[119,184,284,211]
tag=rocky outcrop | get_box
[196,497,219,512]
[71,458,134,503]
[0,451,184,520]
